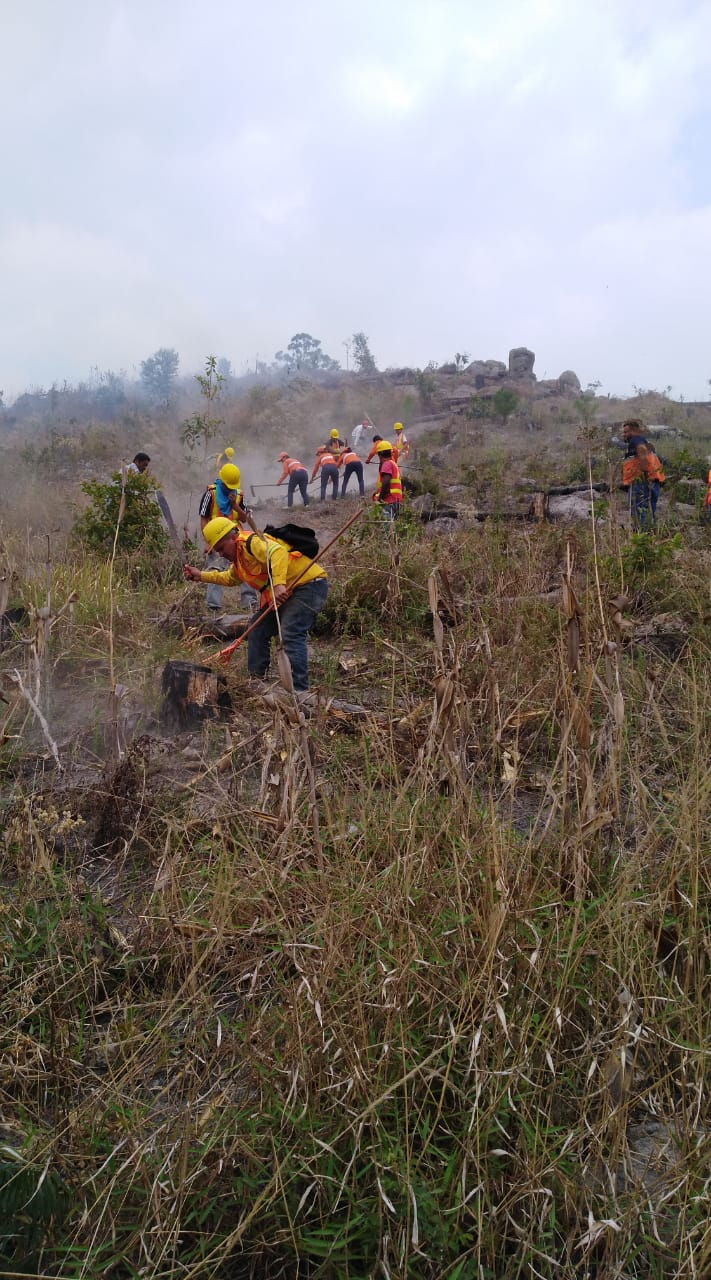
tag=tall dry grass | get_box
[0,498,709,1277]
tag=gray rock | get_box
[508,347,536,379]
[558,369,581,393]
[424,517,458,536]
[547,493,594,523]
[466,359,507,380]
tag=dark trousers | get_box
[287,468,309,507]
[320,464,339,501]
[341,461,364,497]
[248,578,328,691]
[630,479,661,530]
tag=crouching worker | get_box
[184,518,328,691]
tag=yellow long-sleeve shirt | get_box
[199,532,326,599]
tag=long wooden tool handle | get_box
[214,504,365,664]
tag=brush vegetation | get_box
[0,387,710,1279]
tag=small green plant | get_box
[491,387,519,422]
[621,530,681,580]
[180,355,225,459]
[72,473,168,555]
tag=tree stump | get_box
[160,661,232,729]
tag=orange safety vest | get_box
[338,449,361,467]
[622,450,665,486]
[316,450,338,467]
[704,469,711,507]
[204,483,245,523]
[286,457,305,473]
[375,459,403,504]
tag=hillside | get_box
[0,377,710,1279]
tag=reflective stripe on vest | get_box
[375,460,403,503]
[318,452,337,467]
[341,450,360,465]
[208,483,243,522]
[287,459,304,473]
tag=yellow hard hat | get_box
[393,422,403,432]
[218,462,241,489]
[376,440,393,454]
[330,429,340,439]
[202,516,235,550]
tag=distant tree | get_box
[274,333,340,372]
[92,369,127,416]
[454,351,470,370]
[140,347,179,405]
[492,388,519,422]
[351,331,377,374]
[180,356,224,459]
[216,357,233,380]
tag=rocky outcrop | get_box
[509,347,536,380]
[465,359,507,381]
[559,370,581,394]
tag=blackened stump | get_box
[160,660,232,729]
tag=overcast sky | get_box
[2,0,711,399]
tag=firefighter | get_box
[311,444,340,501]
[198,460,256,612]
[337,444,365,497]
[184,517,328,692]
[393,422,410,460]
[276,453,310,507]
[366,435,399,464]
[372,440,403,520]
[621,419,665,530]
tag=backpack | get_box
[264,523,320,559]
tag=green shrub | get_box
[72,473,168,555]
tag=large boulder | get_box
[466,359,507,381]
[559,370,581,394]
[509,347,536,380]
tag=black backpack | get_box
[263,523,320,559]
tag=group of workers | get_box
[275,420,410,506]
[182,421,409,690]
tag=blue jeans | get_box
[320,464,339,501]
[630,479,660,530]
[378,501,401,522]
[205,551,258,611]
[248,577,328,691]
[341,461,364,497]
[287,469,309,507]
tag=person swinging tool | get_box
[311,444,340,501]
[276,452,310,507]
[337,442,365,497]
[198,451,257,612]
[184,518,328,691]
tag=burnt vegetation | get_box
[1,365,710,1278]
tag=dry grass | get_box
[1,426,710,1277]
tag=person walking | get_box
[703,459,711,523]
[198,460,257,612]
[311,445,339,501]
[337,444,365,498]
[276,453,310,507]
[184,517,328,691]
[621,419,665,530]
[372,440,403,520]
